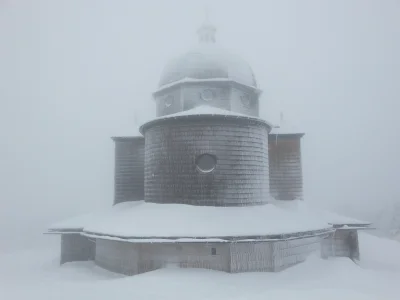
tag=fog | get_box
[0,0,399,253]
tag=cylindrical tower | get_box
[112,136,145,204]
[268,130,304,201]
[140,107,271,206]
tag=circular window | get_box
[200,89,214,102]
[240,94,251,107]
[164,95,174,107]
[195,154,217,173]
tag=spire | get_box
[197,7,216,43]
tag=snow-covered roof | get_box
[49,211,99,232]
[111,127,142,139]
[49,201,332,239]
[158,43,257,89]
[274,200,372,227]
[269,126,304,136]
[139,106,272,134]
[154,77,261,95]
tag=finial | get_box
[197,6,216,43]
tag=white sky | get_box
[0,0,399,252]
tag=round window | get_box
[195,154,217,173]
[164,95,174,107]
[240,94,251,107]
[200,89,214,102]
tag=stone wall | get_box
[144,116,270,206]
[268,135,303,200]
[113,137,145,204]
[60,234,95,265]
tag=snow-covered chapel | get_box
[47,18,372,275]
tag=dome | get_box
[158,21,257,88]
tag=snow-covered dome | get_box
[158,21,257,89]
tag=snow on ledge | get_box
[154,77,261,95]
[49,201,332,238]
[111,127,142,139]
[139,105,273,134]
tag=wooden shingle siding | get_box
[268,135,303,200]
[143,117,270,206]
[95,239,230,275]
[60,234,95,265]
[230,242,274,272]
[95,239,140,275]
[321,229,360,260]
[271,236,321,271]
[113,137,145,204]
[92,236,325,275]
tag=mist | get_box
[0,0,399,253]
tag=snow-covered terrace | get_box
[47,201,337,241]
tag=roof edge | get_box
[153,77,262,97]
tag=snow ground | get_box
[0,233,399,300]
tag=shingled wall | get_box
[143,117,270,206]
[113,136,145,204]
[268,134,303,200]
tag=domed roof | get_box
[158,21,257,89]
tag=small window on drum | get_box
[240,94,251,107]
[164,95,174,107]
[195,154,217,173]
[200,89,214,102]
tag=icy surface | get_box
[50,201,331,238]
[1,233,399,299]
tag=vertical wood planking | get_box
[113,136,145,204]
[268,134,304,200]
